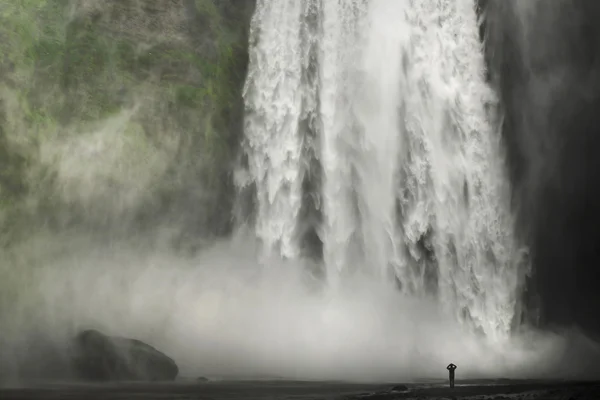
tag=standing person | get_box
[446,363,457,388]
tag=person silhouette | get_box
[446,363,457,388]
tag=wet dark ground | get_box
[1,379,600,400]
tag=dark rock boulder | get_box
[391,384,409,392]
[71,329,178,381]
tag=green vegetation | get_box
[0,0,255,244]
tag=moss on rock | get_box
[0,0,256,245]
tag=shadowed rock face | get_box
[72,329,178,381]
[478,0,600,334]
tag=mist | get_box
[3,229,600,386]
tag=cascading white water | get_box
[240,0,529,341]
[241,0,308,260]
[395,0,529,341]
[319,0,369,280]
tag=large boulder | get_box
[71,329,178,381]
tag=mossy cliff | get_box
[0,0,255,248]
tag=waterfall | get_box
[240,0,529,341]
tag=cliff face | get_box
[479,0,600,334]
[0,0,255,247]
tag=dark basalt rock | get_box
[72,329,178,381]
[390,384,409,392]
